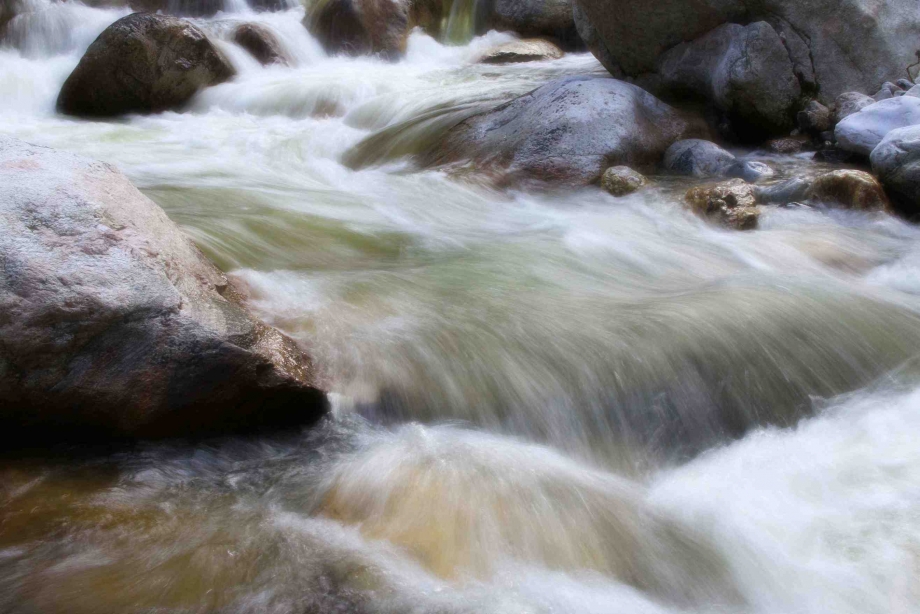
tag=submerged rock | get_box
[57,13,234,117]
[656,22,800,140]
[425,76,702,187]
[478,39,563,64]
[871,125,920,216]
[685,179,760,230]
[663,139,735,178]
[601,166,647,196]
[835,97,920,156]
[0,137,327,442]
[804,170,889,211]
[233,22,291,66]
[304,0,409,59]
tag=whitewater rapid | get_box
[2,1,920,612]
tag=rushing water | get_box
[4,1,920,612]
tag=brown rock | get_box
[233,22,290,66]
[304,0,409,59]
[805,169,889,211]
[686,179,759,230]
[478,39,563,64]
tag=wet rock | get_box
[797,100,832,134]
[0,137,327,443]
[572,1,620,75]
[685,179,760,230]
[804,169,889,211]
[656,22,800,140]
[767,137,808,154]
[304,0,409,59]
[425,76,702,187]
[574,0,920,105]
[601,166,647,196]
[870,125,920,216]
[834,91,875,123]
[233,23,290,66]
[835,97,920,156]
[478,39,563,64]
[663,139,736,178]
[479,0,580,49]
[754,176,812,204]
[57,13,234,117]
[726,160,775,183]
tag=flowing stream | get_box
[3,2,920,612]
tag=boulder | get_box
[797,100,832,134]
[477,39,563,64]
[304,0,409,59]
[573,0,920,104]
[656,22,800,140]
[685,179,760,230]
[478,0,580,49]
[0,137,327,443]
[572,0,620,75]
[804,169,889,211]
[870,125,920,216]
[57,13,234,117]
[601,166,647,196]
[834,91,875,123]
[663,139,735,177]
[233,22,290,66]
[835,97,920,156]
[424,76,702,186]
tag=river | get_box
[2,1,920,612]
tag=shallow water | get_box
[3,1,920,612]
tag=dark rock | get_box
[685,179,760,230]
[572,0,620,75]
[424,76,702,187]
[663,139,735,177]
[478,0,580,49]
[835,97,920,156]
[754,176,812,204]
[0,137,327,443]
[601,166,648,196]
[478,39,563,64]
[812,147,856,163]
[805,169,889,210]
[873,82,899,102]
[656,22,800,140]
[870,125,920,216]
[233,23,290,66]
[304,0,409,59]
[797,100,832,134]
[57,13,234,117]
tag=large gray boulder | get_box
[835,97,920,156]
[656,22,800,140]
[57,13,234,117]
[871,125,920,215]
[0,137,327,442]
[424,76,703,186]
[304,0,409,59]
[478,0,580,49]
[571,0,619,75]
[573,0,920,104]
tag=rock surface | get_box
[57,13,234,117]
[870,125,920,216]
[425,76,702,186]
[685,179,760,230]
[479,0,580,49]
[0,137,327,442]
[663,139,735,177]
[804,169,889,211]
[601,166,647,196]
[797,100,832,134]
[233,22,290,66]
[656,22,800,140]
[478,39,563,64]
[573,0,920,104]
[835,97,920,156]
[304,0,409,59]
[834,91,875,123]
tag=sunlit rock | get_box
[0,137,327,442]
[685,179,760,230]
[477,38,563,64]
